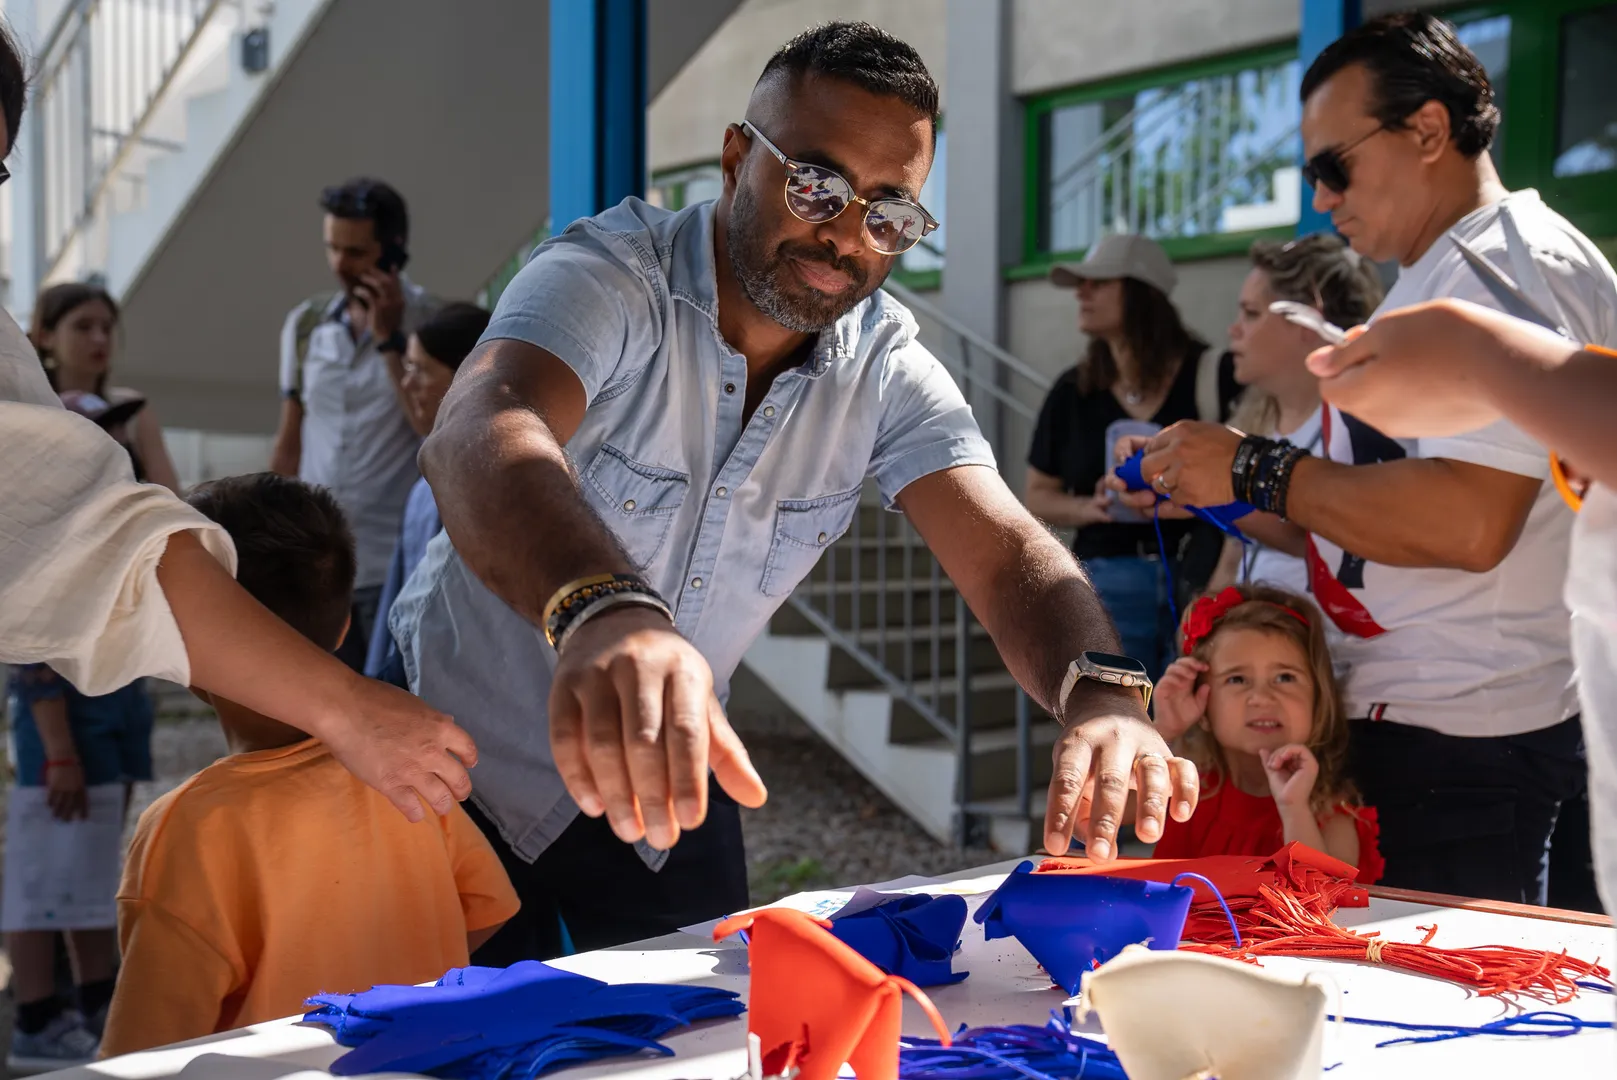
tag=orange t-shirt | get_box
[100,739,519,1057]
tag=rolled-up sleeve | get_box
[479,219,664,404]
[867,338,997,508]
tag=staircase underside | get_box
[114,0,743,433]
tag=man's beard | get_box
[726,181,877,334]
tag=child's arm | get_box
[1261,744,1359,867]
[468,923,506,955]
[17,666,88,821]
[100,901,239,1057]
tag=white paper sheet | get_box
[1,782,125,931]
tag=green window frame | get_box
[1016,41,1302,279]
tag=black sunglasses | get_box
[741,121,938,256]
[1301,124,1390,195]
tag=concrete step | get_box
[884,671,1049,744]
[771,587,966,635]
[910,723,1058,801]
[823,624,1004,687]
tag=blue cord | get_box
[1328,1011,1614,1048]
[1168,871,1242,949]
[1152,502,1178,629]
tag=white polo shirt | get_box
[1315,190,1617,737]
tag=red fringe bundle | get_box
[1036,843,1611,1003]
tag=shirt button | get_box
[691,577,704,589]
[725,383,737,394]
[715,486,728,497]
[623,499,636,511]
[763,405,776,417]
[818,532,828,544]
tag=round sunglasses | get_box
[741,121,938,256]
[1301,123,1390,195]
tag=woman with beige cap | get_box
[1025,233,1238,676]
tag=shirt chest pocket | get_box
[760,486,863,598]
[582,445,689,571]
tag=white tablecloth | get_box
[59,861,1616,1080]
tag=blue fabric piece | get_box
[304,961,744,1079]
[1115,449,1255,541]
[899,1010,1127,1080]
[973,863,1193,995]
[828,894,969,988]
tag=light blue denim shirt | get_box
[391,198,994,866]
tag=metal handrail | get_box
[33,0,232,283]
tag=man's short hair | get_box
[186,474,356,651]
[759,22,938,131]
[1301,11,1499,159]
[319,177,410,245]
[414,302,491,373]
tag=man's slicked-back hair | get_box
[0,20,28,158]
[759,21,938,129]
[1301,11,1499,158]
[186,474,356,652]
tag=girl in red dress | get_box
[1151,585,1383,883]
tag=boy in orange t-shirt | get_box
[100,474,518,1058]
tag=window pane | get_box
[901,127,946,274]
[1037,57,1301,254]
[1555,4,1617,179]
[1454,14,1511,172]
[648,163,724,211]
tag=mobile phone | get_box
[376,237,409,275]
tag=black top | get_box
[1028,348,1240,561]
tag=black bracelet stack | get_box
[1230,435,1311,520]
[542,573,672,650]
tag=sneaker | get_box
[6,1011,101,1075]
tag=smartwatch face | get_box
[1086,652,1148,676]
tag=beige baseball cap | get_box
[1049,233,1178,295]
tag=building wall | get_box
[1010,0,1296,96]
[649,0,948,173]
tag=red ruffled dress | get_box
[1153,772,1385,884]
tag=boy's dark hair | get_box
[319,177,409,245]
[414,302,491,373]
[186,474,356,651]
[759,22,938,131]
[0,21,26,159]
[1301,11,1499,159]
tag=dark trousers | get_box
[334,584,383,673]
[1350,715,1589,905]
[466,784,750,963]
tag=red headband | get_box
[1182,587,1309,655]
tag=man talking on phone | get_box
[270,177,439,670]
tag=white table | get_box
[59,861,1616,1080]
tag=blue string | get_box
[1152,502,1178,629]
[898,1012,1126,1080]
[1328,1011,1614,1048]
[1168,872,1242,949]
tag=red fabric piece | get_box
[1036,843,1608,1002]
[1306,407,1387,638]
[1152,773,1384,885]
[714,908,950,1080]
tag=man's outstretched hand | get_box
[1045,685,1198,860]
[549,606,768,850]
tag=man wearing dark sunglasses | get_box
[388,21,1194,959]
[1112,12,1617,909]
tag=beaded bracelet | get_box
[1270,445,1311,520]
[554,590,675,655]
[1230,435,1270,505]
[542,573,669,648]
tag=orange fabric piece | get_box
[1152,773,1385,884]
[714,908,950,1080]
[101,739,519,1057]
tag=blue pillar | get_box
[549,0,647,232]
[1297,0,1361,234]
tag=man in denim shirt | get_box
[394,22,1197,959]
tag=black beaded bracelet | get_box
[1231,435,1271,505]
[543,573,668,648]
[1271,445,1311,520]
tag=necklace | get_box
[1123,388,1143,406]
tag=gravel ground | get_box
[0,671,996,1072]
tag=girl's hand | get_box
[1152,657,1209,742]
[1260,744,1319,809]
[45,759,89,821]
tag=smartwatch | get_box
[1058,651,1153,719]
